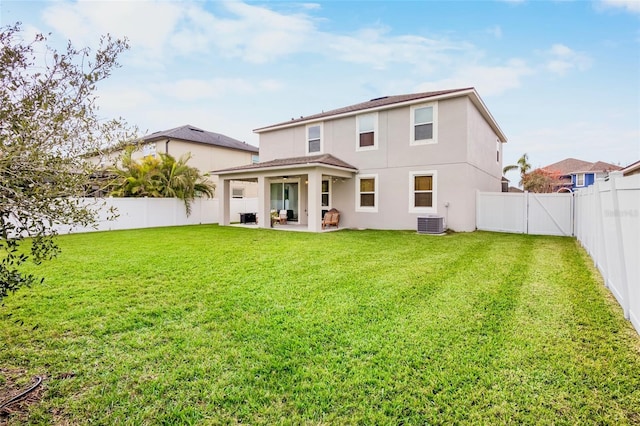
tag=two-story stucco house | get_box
[215,88,507,232]
[92,124,260,198]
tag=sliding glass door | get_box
[270,181,299,221]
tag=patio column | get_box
[307,169,322,232]
[257,175,270,229]
[218,178,230,226]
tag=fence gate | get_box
[476,191,574,236]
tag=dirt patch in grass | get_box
[0,368,45,424]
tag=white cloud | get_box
[599,0,640,14]
[34,1,510,81]
[160,78,284,101]
[323,25,474,71]
[544,44,592,75]
[416,59,535,96]
[300,3,322,11]
[199,1,317,63]
[41,0,184,55]
[97,86,155,112]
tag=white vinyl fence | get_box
[476,191,574,236]
[477,173,640,335]
[55,197,258,234]
[574,173,640,334]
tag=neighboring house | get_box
[542,158,622,191]
[92,125,259,198]
[215,88,507,232]
[621,160,640,177]
[501,176,510,192]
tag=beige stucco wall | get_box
[89,139,259,198]
[466,98,503,188]
[256,95,503,231]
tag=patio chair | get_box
[322,208,340,229]
[278,210,288,225]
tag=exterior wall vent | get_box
[417,216,445,234]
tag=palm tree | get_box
[108,148,215,215]
[156,152,215,215]
[108,146,163,197]
[503,153,531,187]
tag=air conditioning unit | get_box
[417,216,445,234]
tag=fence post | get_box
[524,191,529,234]
[610,173,630,319]
[571,191,575,237]
[593,180,606,279]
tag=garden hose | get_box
[0,376,43,411]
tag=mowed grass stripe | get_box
[1,227,639,425]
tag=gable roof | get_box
[143,125,258,153]
[254,87,507,143]
[214,153,357,175]
[543,158,622,175]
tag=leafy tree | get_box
[503,153,532,187]
[522,168,563,193]
[0,23,136,300]
[108,147,215,215]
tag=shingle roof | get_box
[214,154,357,174]
[143,125,258,153]
[588,161,622,172]
[543,158,621,175]
[254,88,474,132]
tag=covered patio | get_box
[214,154,357,232]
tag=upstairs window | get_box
[411,103,438,145]
[252,154,259,164]
[356,113,378,151]
[142,143,156,157]
[306,124,322,154]
[576,173,585,186]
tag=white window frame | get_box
[355,112,378,152]
[251,154,259,164]
[306,123,323,155]
[576,173,585,187]
[409,171,437,214]
[142,143,157,157]
[321,179,331,208]
[410,102,438,146]
[231,187,245,199]
[355,174,378,213]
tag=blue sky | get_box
[2,0,639,184]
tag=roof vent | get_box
[369,96,389,102]
[189,127,204,132]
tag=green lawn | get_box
[1,226,639,425]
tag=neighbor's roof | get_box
[254,88,507,143]
[143,125,258,153]
[214,153,357,175]
[543,158,622,175]
[621,160,640,175]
